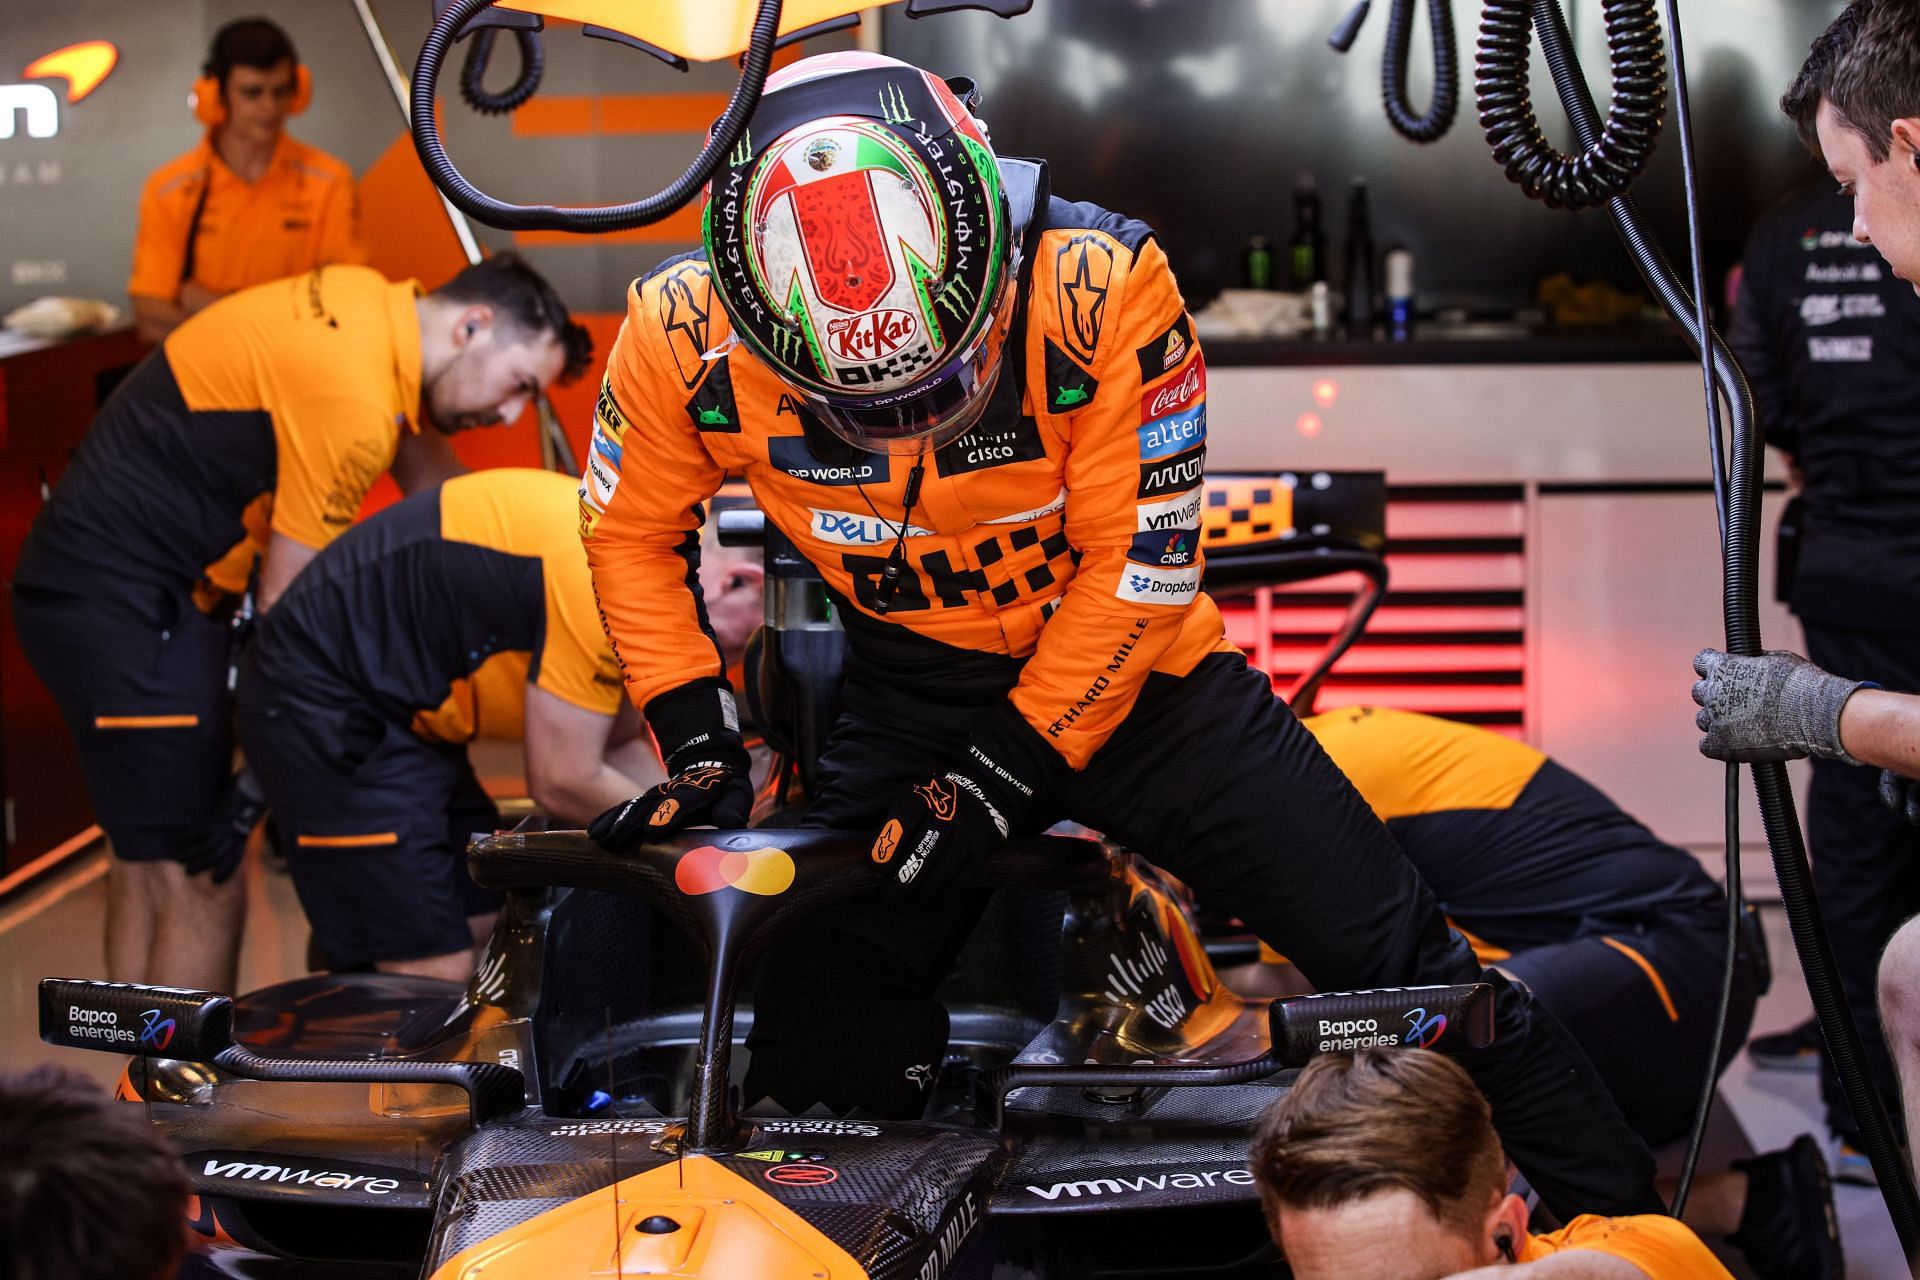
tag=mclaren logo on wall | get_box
[2,42,117,140]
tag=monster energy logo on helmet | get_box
[700,52,1012,420]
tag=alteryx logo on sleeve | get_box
[1116,562,1201,605]
[1137,445,1207,499]
[810,508,934,546]
[1127,528,1196,568]
[1136,488,1203,533]
[768,437,886,486]
[1137,406,1206,461]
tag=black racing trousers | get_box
[742,651,1661,1220]
[1802,621,1920,1141]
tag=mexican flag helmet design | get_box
[703,52,1016,456]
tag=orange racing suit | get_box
[579,161,1662,1220]
[582,160,1233,772]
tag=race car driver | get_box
[234,469,664,981]
[1303,706,1839,1276]
[579,51,1661,1219]
[12,253,590,994]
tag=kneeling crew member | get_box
[1305,707,1839,1278]
[1303,706,1757,1146]
[131,19,366,343]
[1252,1047,1732,1280]
[13,255,589,994]
[582,51,1659,1220]
[235,470,653,982]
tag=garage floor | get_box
[0,845,1907,1277]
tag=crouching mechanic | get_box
[234,469,664,980]
[1252,1048,1732,1279]
[12,253,586,993]
[1305,707,1838,1276]
[579,51,1661,1219]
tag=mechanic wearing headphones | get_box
[12,252,587,995]
[130,18,366,344]
[233,469,673,982]
[1303,706,1838,1277]
[581,50,1663,1222]
[1251,1048,1732,1280]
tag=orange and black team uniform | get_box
[584,161,1661,1214]
[129,133,366,304]
[1302,707,1760,1147]
[13,266,423,860]
[1525,1214,1735,1277]
[235,470,624,967]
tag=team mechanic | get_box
[12,254,589,994]
[233,470,686,980]
[1302,707,1839,1277]
[578,51,1661,1218]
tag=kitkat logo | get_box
[827,309,917,362]
[675,843,796,897]
[1141,359,1205,420]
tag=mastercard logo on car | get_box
[674,843,797,897]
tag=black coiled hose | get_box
[1487,0,1920,1252]
[459,25,543,117]
[1475,0,1665,208]
[1382,0,1458,142]
[411,0,783,232]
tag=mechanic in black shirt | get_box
[1725,180,1920,1166]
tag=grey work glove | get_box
[1692,649,1873,765]
[1881,770,1920,826]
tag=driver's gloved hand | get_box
[590,679,753,850]
[1881,770,1920,826]
[872,702,1066,903]
[180,767,267,885]
[1692,648,1875,765]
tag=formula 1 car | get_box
[40,472,1493,1280]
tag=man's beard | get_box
[422,348,500,434]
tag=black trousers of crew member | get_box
[742,651,1661,1220]
[1500,916,1759,1150]
[1802,621,1920,1141]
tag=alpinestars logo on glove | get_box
[872,819,903,865]
[914,777,958,821]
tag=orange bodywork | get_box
[492,1,893,61]
[426,1153,867,1278]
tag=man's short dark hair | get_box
[1249,1048,1505,1240]
[1782,0,1920,163]
[0,1065,189,1280]
[206,18,299,89]
[433,251,594,384]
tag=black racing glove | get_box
[179,768,267,885]
[1881,770,1920,826]
[590,678,754,850]
[1692,648,1875,765]
[871,701,1068,903]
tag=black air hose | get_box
[411,0,783,231]
[1382,0,1458,142]
[1485,0,1920,1250]
[1475,0,1665,208]
[459,26,543,116]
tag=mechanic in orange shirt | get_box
[578,50,1659,1223]
[129,19,366,344]
[13,254,589,995]
[234,470,676,981]
[1253,1047,1734,1280]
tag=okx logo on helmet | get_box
[703,52,1016,457]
